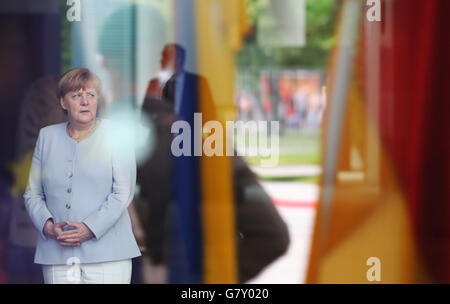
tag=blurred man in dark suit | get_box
[137,43,290,281]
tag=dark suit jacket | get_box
[162,71,216,123]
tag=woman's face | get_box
[61,86,98,124]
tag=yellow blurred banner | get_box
[194,0,250,283]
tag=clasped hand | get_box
[44,219,94,247]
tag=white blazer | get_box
[24,119,141,265]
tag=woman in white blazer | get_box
[24,68,141,284]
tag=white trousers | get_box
[42,259,132,284]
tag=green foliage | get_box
[238,0,338,70]
[242,130,321,166]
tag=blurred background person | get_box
[145,44,176,99]
[6,75,66,283]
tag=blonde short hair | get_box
[57,68,102,115]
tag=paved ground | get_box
[247,179,319,284]
[251,165,322,178]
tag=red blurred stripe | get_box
[273,199,317,209]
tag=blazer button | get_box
[67,188,72,194]
[65,203,71,209]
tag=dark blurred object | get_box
[137,97,289,283]
[0,177,12,238]
[0,2,62,283]
[15,75,66,156]
[232,155,290,282]
[138,98,174,266]
[5,75,66,284]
